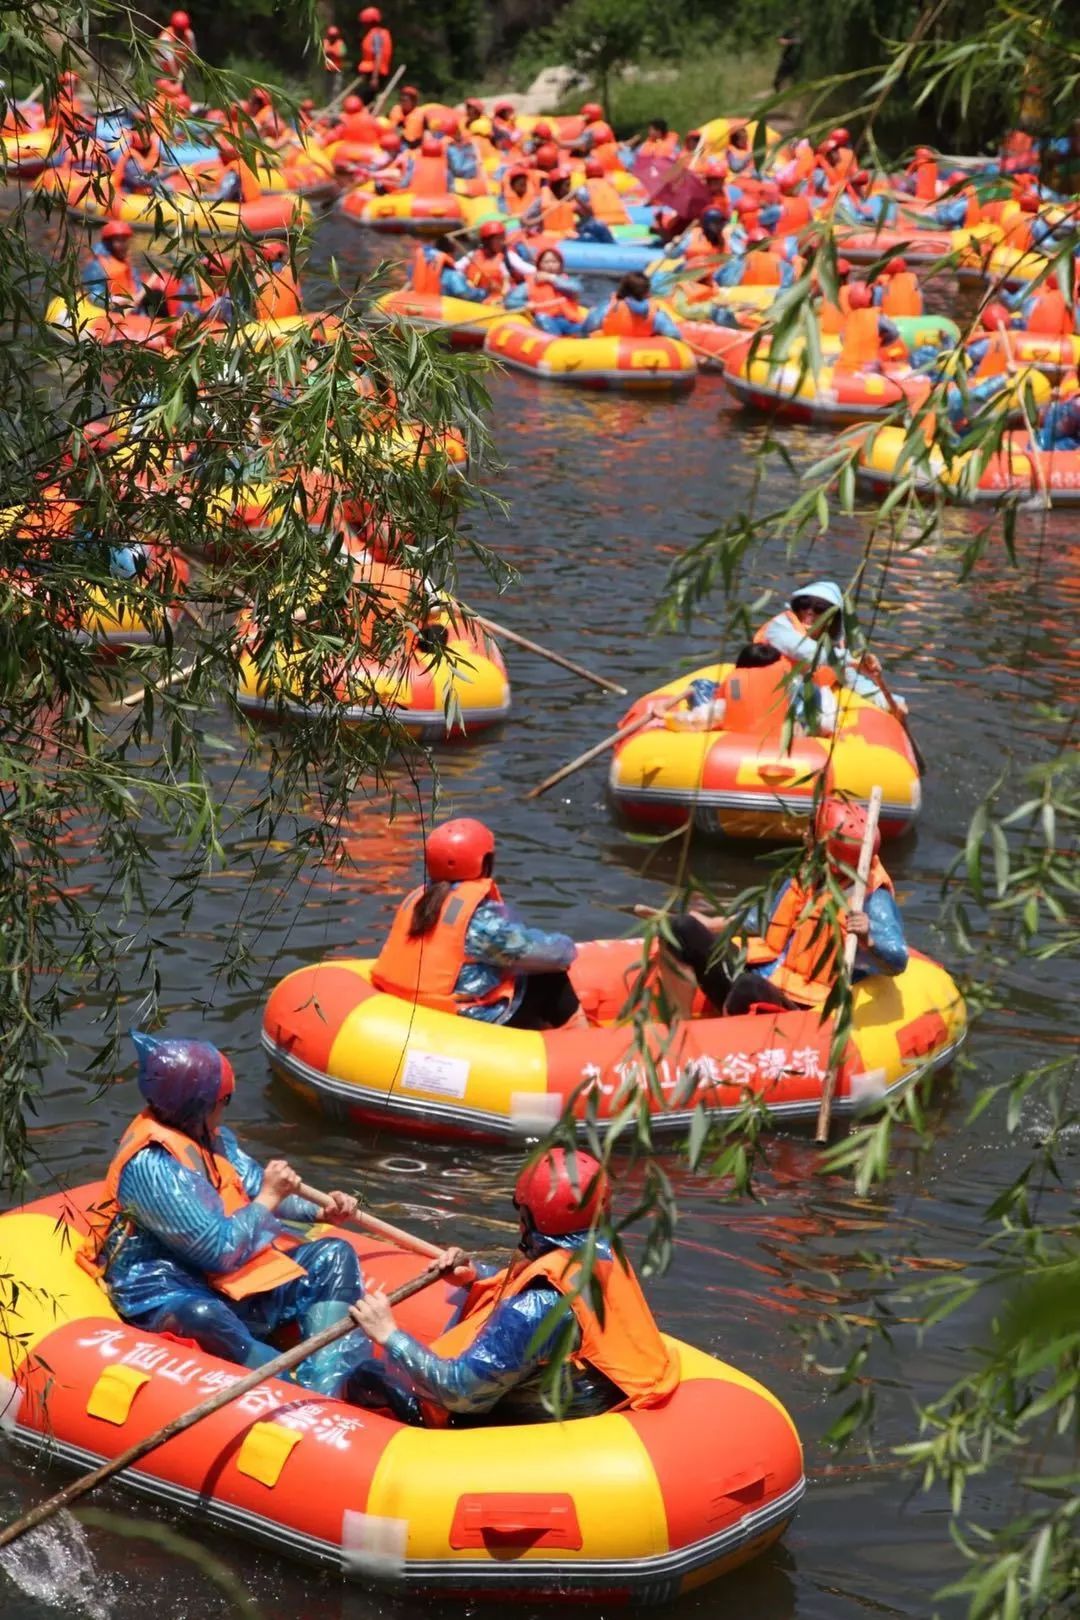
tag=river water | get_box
[2,205,1077,1620]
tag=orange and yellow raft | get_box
[0,1185,804,1601]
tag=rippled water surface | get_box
[2,204,1077,1620]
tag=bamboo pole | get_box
[815,785,883,1142]
[525,695,680,800]
[468,611,626,695]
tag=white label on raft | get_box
[340,1510,407,1578]
[401,1049,469,1100]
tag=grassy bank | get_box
[548,45,778,138]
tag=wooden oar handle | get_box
[526,692,682,800]
[0,1259,449,1553]
[298,1184,445,1261]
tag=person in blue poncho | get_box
[88,1031,379,1393]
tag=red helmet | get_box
[379,130,401,152]
[584,157,604,178]
[885,255,907,274]
[170,10,191,28]
[327,24,341,38]
[494,101,515,118]
[420,131,442,156]
[425,817,495,880]
[548,164,571,183]
[514,1149,610,1237]
[216,137,237,161]
[836,257,852,277]
[479,219,506,243]
[581,102,604,122]
[59,70,79,91]
[260,239,288,261]
[101,219,133,241]
[829,126,851,145]
[981,301,1010,331]
[846,280,873,309]
[401,84,419,101]
[534,141,559,171]
[816,798,879,870]
[532,120,552,140]
[359,5,382,20]
[342,93,362,112]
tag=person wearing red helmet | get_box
[565,101,616,169]
[455,219,535,300]
[349,1147,680,1423]
[154,9,196,83]
[82,218,144,309]
[357,5,393,101]
[371,819,581,1028]
[322,22,346,98]
[83,1031,399,1398]
[872,254,923,318]
[491,101,521,152]
[388,83,424,145]
[111,122,164,194]
[656,791,908,1019]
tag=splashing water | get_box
[0,1510,115,1619]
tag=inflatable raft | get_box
[339,186,466,233]
[0,1185,805,1601]
[835,225,983,267]
[856,424,1080,506]
[484,318,697,391]
[369,288,498,349]
[51,167,309,237]
[723,351,930,426]
[262,937,965,1140]
[236,609,511,738]
[608,667,920,839]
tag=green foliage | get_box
[538,0,654,107]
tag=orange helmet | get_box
[515,1149,610,1237]
[342,94,363,112]
[359,5,381,19]
[425,818,495,880]
[816,798,879,870]
[101,219,133,241]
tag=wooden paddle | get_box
[865,664,926,775]
[298,1183,445,1260]
[464,610,626,695]
[0,1257,451,1554]
[815,784,883,1143]
[370,63,407,119]
[526,693,681,799]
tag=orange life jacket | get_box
[359,25,393,75]
[323,35,346,72]
[538,186,576,233]
[682,224,723,267]
[84,1112,306,1299]
[254,263,301,320]
[409,150,449,198]
[583,120,618,171]
[740,250,786,286]
[720,660,792,734]
[908,154,939,201]
[464,247,511,297]
[639,132,679,161]
[744,859,894,1005]
[112,134,161,191]
[432,1246,681,1410]
[835,305,882,370]
[339,107,381,144]
[753,612,838,687]
[880,271,922,317]
[96,249,140,305]
[220,156,262,203]
[502,169,541,215]
[370,877,517,1015]
[1026,287,1073,336]
[528,280,584,324]
[819,295,844,335]
[586,176,629,226]
[390,103,424,145]
[601,297,657,337]
[410,245,452,296]
[774,194,812,235]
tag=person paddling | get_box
[656,796,908,1019]
[82,1032,386,1396]
[349,1148,680,1424]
